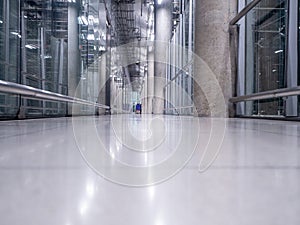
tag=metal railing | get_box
[164,105,194,116]
[0,80,110,109]
[230,0,263,25]
[230,86,300,103]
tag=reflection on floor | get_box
[0,115,299,225]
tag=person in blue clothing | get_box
[135,103,142,114]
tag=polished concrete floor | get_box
[0,115,299,225]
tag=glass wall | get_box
[21,0,69,117]
[77,0,109,114]
[299,0,300,116]
[0,0,21,118]
[0,0,109,119]
[236,0,299,118]
[165,0,194,116]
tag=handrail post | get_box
[229,24,239,117]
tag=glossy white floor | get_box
[0,115,299,225]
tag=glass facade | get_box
[236,0,299,118]
[0,1,21,118]
[0,0,109,119]
[299,0,300,116]
[21,0,69,117]
[77,0,109,113]
[165,0,194,115]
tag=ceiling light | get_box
[11,32,20,36]
[99,46,106,51]
[87,34,95,40]
[25,44,37,50]
[157,0,162,5]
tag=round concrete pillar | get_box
[193,0,237,117]
[153,1,172,114]
[67,3,80,115]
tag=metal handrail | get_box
[230,0,263,25]
[230,86,300,103]
[228,0,299,105]
[0,80,110,109]
[166,105,194,110]
[164,105,194,116]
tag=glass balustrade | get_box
[0,0,109,119]
[235,0,299,118]
[165,0,194,116]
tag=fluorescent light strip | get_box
[274,50,283,54]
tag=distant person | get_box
[135,103,142,114]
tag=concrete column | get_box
[67,3,80,115]
[97,56,107,115]
[141,72,148,114]
[245,3,254,116]
[105,31,112,110]
[147,50,154,114]
[153,1,172,114]
[194,0,237,117]
[286,0,298,117]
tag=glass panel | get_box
[165,0,194,116]
[245,0,287,116]
[0,0,111,119]
[21,0,69,117]
[0,1,4,66]
[298,0,300,116]
[0,1,5,80]
[0,0,20,119]
[76,0,108,115]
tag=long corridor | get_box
[0,115,299,225]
